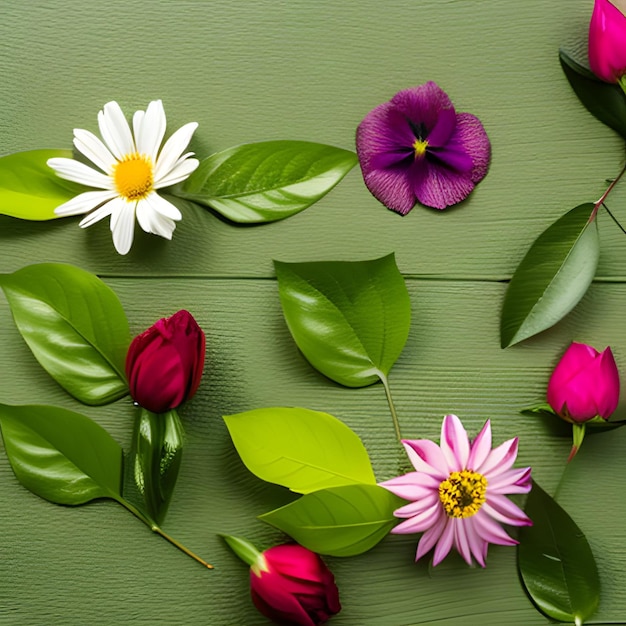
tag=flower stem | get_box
[591,162,626,220]
[380,374,402,444]
[602,202,626,235]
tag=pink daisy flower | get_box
[380,414,532,567]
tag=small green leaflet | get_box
[0,263,130,405]
[518,481,600,624]
[223,407,376,494]
[177,140,357,223]
[259,484,401,556]
[501,204,599,348]
[0,403,123,505]
[274,254,411,387]
[0,149,86,220]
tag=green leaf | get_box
[132,408,184,525]
[560,49,626,139]
[0,149,86,220]
[259,484,401,556]
[501,204,599,348]
[0,263,130,405]
[274,254,411,387]
[223,407,376,494]
[0,403,123,505]
[177,140,357,223]
[518,481,600,624]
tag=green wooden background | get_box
[1,1,626,624]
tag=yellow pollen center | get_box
[113,153,154,200]
[413,138,428,159]
[439,470,487,518]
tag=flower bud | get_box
[126,310,205,413]
[547,342,620,423]
[588,0,626,83]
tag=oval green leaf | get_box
[274,254,411,387]
[518,481,600,624]
[177,140,357,223]
[223,407,375,494]
[0,403,123,505]
[501,204,598,348]
[0,149,86,220]
[259,484,401,556]
[0,263,130,405]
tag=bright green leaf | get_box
[223,407,376,494]
[0,403,123,505]
[0,263,130,405]
[501,204,598,348]
[0,149,86,220]
[177,140,357,223]
[274,254,410,387]
[518,481,600,624]
[259,484,400,556]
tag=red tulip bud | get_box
[588,0,626,84]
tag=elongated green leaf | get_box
[0,149,86,220]
[0,263,130,405]
[224,407,376,494]
[501,204,598,348]
[178,140,357,223]
[132,408,184,525]
[560,49,626,139]
[518,481,600,624]
[0,403,123,505]
[274,254,410,387]
[259,484,401,556]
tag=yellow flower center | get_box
[113,153,154,200]
[413,138,429,159]
[439,470,487,518]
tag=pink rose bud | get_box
[588,0,626,83]
[547,342,620,423]
[125,310,205,413]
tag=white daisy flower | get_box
[48,100,199,255]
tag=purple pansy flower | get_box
[356,81,491,213]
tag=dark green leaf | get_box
[0,403,123,505]
[518,481,600,624]
[501,204,599,347]
[0,263,130,405]
[177,140,357,223]
[259,484,401,557]
[274,254,411,387]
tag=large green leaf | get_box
[501,204,599,348]
[0,149,86,220]
[0,263,130,405]
[560,49,626,139]
[259,484,401,557]
[274,254,411,387]
[0,403,123,505]
[518,481,600,624]
[177,140,357,223]
[223,407,376,494]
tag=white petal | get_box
[154,157,199,189]
[144,192,182,220]
[154,122,198,181]
[47,157,114,189]
[98,101,135,160]
[78,198,119,228]
[54,190,118,216]
[137,100,166,162]
[136,198,176,239]
[73,129,117,173]
[133,110,145,141]
[110,199,136,255]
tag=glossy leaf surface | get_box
[275,254,411,387]
[224,407,376,494]
[501,204,598,347]
[178,140,357,223]
[0,263,130,404]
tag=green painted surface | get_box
[1,1,625,624]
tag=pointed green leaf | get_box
[177,140,357,223]
[501,204,599,347]
[0,403,123,505]
[274,254,410,387]
[518,481,600,624]
[259,484,401,556]
[0,149,86,220]
[0,263,130,405]
[223,407,376,494]
[560,49,626,139]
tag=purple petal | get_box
[379,471,440,501]
[487,467,532,495]
[390,82,455,136]
[415,511,447,561]
[425,107,457,148]
[454,112,491,183]
[402,439,449,478]
[482,495,532,527]
[477,437,518,478]
[359,165,416,215]
[432,517,455,565]
[472,510,518,546]
[467,420,492,470]
[440,414,470,471]
[428,142,474,174]
[412,158,476,210]
[392,502,442,534]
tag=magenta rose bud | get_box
[547,342,620,423]
[125,310,205,413]
[588,0,626,84]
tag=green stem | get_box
[590,162,626,220]
[380,374,402,444]
[602,202,626,235]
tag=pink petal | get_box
[432,517,455,565]
[487,467,532,494]
[477,437,518,478]
[595,347,620,418]
[440,414,470,471]
[473,511,518,546]
[467,420,492,470]
[482,495,532,528]
[393,493,440,519]
[415,511,447,561]
[465,518,487,567]
[453,518,473,566]
[379,471,440,501]
[392,502,442,534]
[589,0,626,82]
[402,439,449,479]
